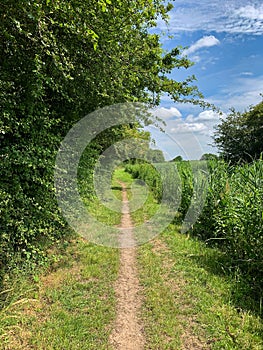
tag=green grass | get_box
[138,242,182,349]
[126,160,263,303]
[162,229,262,349]
[138,232,263,349]
[129,185,159,226]
[0,181,122,350]
[115,167,159,225]
[1,166,262,349]
[87,196,122,225]
[125,172,263,349]
[112,167,134,187]
[0,239,119,350]
[111,167,134,200]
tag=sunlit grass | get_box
[124,171,263,349]
[0,238,119,350]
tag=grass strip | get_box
[124,170,263,349]
[0,239,119,350]
[0,185,122,349]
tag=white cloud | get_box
[150,106,182,119]
[183,36,220,55]
[240,71,254,76]
[235,5,263,20]
[195,110,222,121]
[145,122,215,160]
[208,75,263,111]
[164,113,217,136]
[185,110,224,123]
[145,108,222,159]
[170,122,207,133]
[161,108,226,148]
[191,55,201,63]
[185,114,194,121]
[159,1,263,35]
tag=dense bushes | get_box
[214,101,263,163]
[0,126,66,269]
[125,163,163,202]
[126,160,263,299]
[1,0,202,279]
[125,161,194,221]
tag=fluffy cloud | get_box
[170,122,207,133]
[145,123,215,160]
[150,106,182,119]
[145,108,222,159]
[183,36,220,55]
[240,72,254,76]
[161,109,225,142]
[186,110,223,122]
[150,108,219,136]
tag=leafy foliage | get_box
[147,149,165,163]
[126,160,263,305]
[214,101,263,163]
[125,160,194,221]
[194,160,263,300]
[1,0,204,276]
[170,155,183,162]
[200,153,218,161]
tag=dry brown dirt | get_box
[109,182,145,350]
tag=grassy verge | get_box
[113,167,159,225]
[0,185,122,349]
[162,228,263,349]
[111,167,134,200]
[125,171,263,349]
[2,167,262,349]
[0,240,119,350]
[112,167,134,188]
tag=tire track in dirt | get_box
[109,182,145,350]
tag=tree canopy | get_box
[200,153,218,161]
[214,100,263,163]
[0,0,205,268]
[170,155,183,162]
[147,149,165,163]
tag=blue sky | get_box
[147,0,263,160]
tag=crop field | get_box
[125,159,263,306]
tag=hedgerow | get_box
[1,0,202,281]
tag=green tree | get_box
[147,149,165,163]
[0,0,205,269]
[170,155,183,162]
[214,101,263,163]
[200,153,218,161]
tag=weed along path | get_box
[109,181,145,350]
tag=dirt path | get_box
[109,182,145,350]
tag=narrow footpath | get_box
[109,182,145,350]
